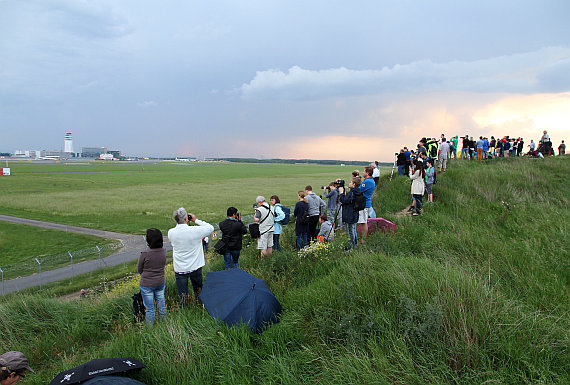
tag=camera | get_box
[333,179,345,188]
[252,203,258,209]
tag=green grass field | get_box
[1,157,568,384]
[0,162,364,234]
[0,221,115,266]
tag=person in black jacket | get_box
[218,207,247,269]
[294,191,309,250]
[338,177,362,249]
[396,149,407,176]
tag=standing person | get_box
[339,177,362,249]
[137,228,167,325]
[468,136,476,160]
[305,186,326,243]
[270,195,286,252]
[323,182,339,225]
[517,138,524,156]
[476,136,484,161]
[559,140,566,156]
[372,161,380,187]
[397,150,407,176]
[450,135,459,158]
[294,191,309,250]
[483,137,490,159]
[410,160,425,216]
[403,147,412,175]
[358,166,375,242]
[425,159,435,204]
[0,352,33,385]
[219,207,247,269]
[489,136,496,158]
[438,138,451,172]
[461,136,470,159]
[168,207,214,308]
[503,138,510,157]
[253,196,275,258]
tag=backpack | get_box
[276,204,291,225]
[353,192,366,211]
[132,292,145,323]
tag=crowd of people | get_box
[134,163,383,325]
[393,130,566,216]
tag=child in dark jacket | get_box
[339,177,362,249]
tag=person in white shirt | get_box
[438,138,451,172]
[372,161,380,187]
[168,207,214,308]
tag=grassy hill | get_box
[1,156,568,384]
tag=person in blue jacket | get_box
[270,195,286,252]
[338,177,362,249]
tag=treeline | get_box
[215,157,390,166]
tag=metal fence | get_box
[0,207,293,295]
[0,238,143,294]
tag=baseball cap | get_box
[0,351,34,373]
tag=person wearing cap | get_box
[253,196,275,258]
[0,351,33,384]
[168,207,214,308]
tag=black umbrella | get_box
[200,268,282,333]
[81,376,147,384]
[49,358,145,385]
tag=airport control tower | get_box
[64,131,74,153]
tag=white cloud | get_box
[138,101,157,108]
[239,47,570,99]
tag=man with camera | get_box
[305,186,326,243]
[338,177,363,249]
[219,207,247,269]
[168,207,214,308]
[323,181,340,226]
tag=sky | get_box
[1,0,569,162]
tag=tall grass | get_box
[1,156,568,384]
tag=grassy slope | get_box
[1,157,568,384]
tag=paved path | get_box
[0,215,163,294]
[0,214,138,240]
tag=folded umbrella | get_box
[49,358,145,385]
[200,268,282,333]
[81,376,147,384]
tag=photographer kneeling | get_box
[338,177,362,249]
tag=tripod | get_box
[390,159,397,181]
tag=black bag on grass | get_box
[132,291,145,323]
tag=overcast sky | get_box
[1,0,569,161]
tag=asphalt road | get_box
[0,215,168,294]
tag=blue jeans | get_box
[140,284,167,325]
[175,269,203,308]
[461,148,469,159]
[296,233,308,250]
[273,233,281,252]
[398,165,405,176]
[346,222,357,249]
[223,249,241,269]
